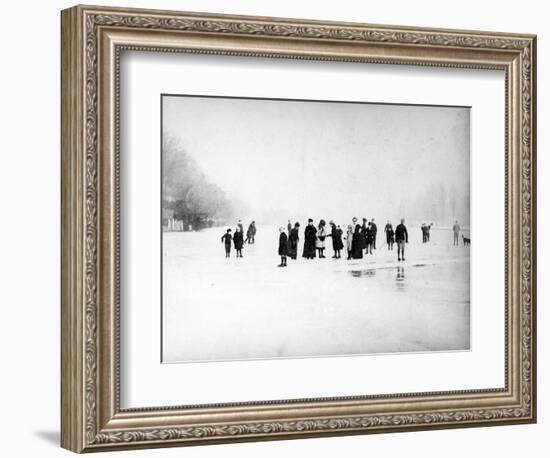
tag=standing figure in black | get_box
[370,218,378,249]
[452,220,461,246]
[395,218,408,262]
[427,223,433,242]
[302,219,317,259]
[328,221,344,259]
[221,229,232,258]
[365,222,374,255]
[288,222,300,260]
[361,218,369,255]
[278,227,288,267]
[245,221,257,244]
[424,223,432,243]
[233,227,244,258]
[384,220,394,250]
[351,224,364,259]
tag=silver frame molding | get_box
[61,4,537,453]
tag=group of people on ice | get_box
[222,218,465,266]
[220,220,256,258]
[277,217,410,267]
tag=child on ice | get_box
[278,227,288,267]
[221,228,232,258]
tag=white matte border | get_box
[120,52,505,408]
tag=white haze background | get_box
[163,96,470,226]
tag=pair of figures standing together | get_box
[302,219,344,260]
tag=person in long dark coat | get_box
[351,224,364,259]
[278,227,288,267]
[302,219,317,259]
[233,228,244,258]
[365,223,373,255]
[328,221,337,258]
[288,222,300,260]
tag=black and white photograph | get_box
[161,94,471,363]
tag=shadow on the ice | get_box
[349,269,376,278]
[348,265,407,288]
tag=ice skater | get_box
[452,220,460,246]
[245,221,257,244]
[395,218,408,262]
[233,227,244,258]
[385,220,394,250]
[221,228,232,258]
[278,227,288,267]
[288,222,300,260]
[328,221,344,259]
[370,218,378,249]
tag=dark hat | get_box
[308,218,313,223]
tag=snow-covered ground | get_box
[162,224,470,363]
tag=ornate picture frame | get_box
[61,4,536,453]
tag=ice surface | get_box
[162,225,470,363]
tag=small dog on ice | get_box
[462,235,471,246]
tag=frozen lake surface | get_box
[162,224,470,363]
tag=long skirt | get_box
[302,240,316,258]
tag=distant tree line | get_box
[162,137,236,230]
[397,182,470,226]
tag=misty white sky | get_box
[162,95,470,224]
